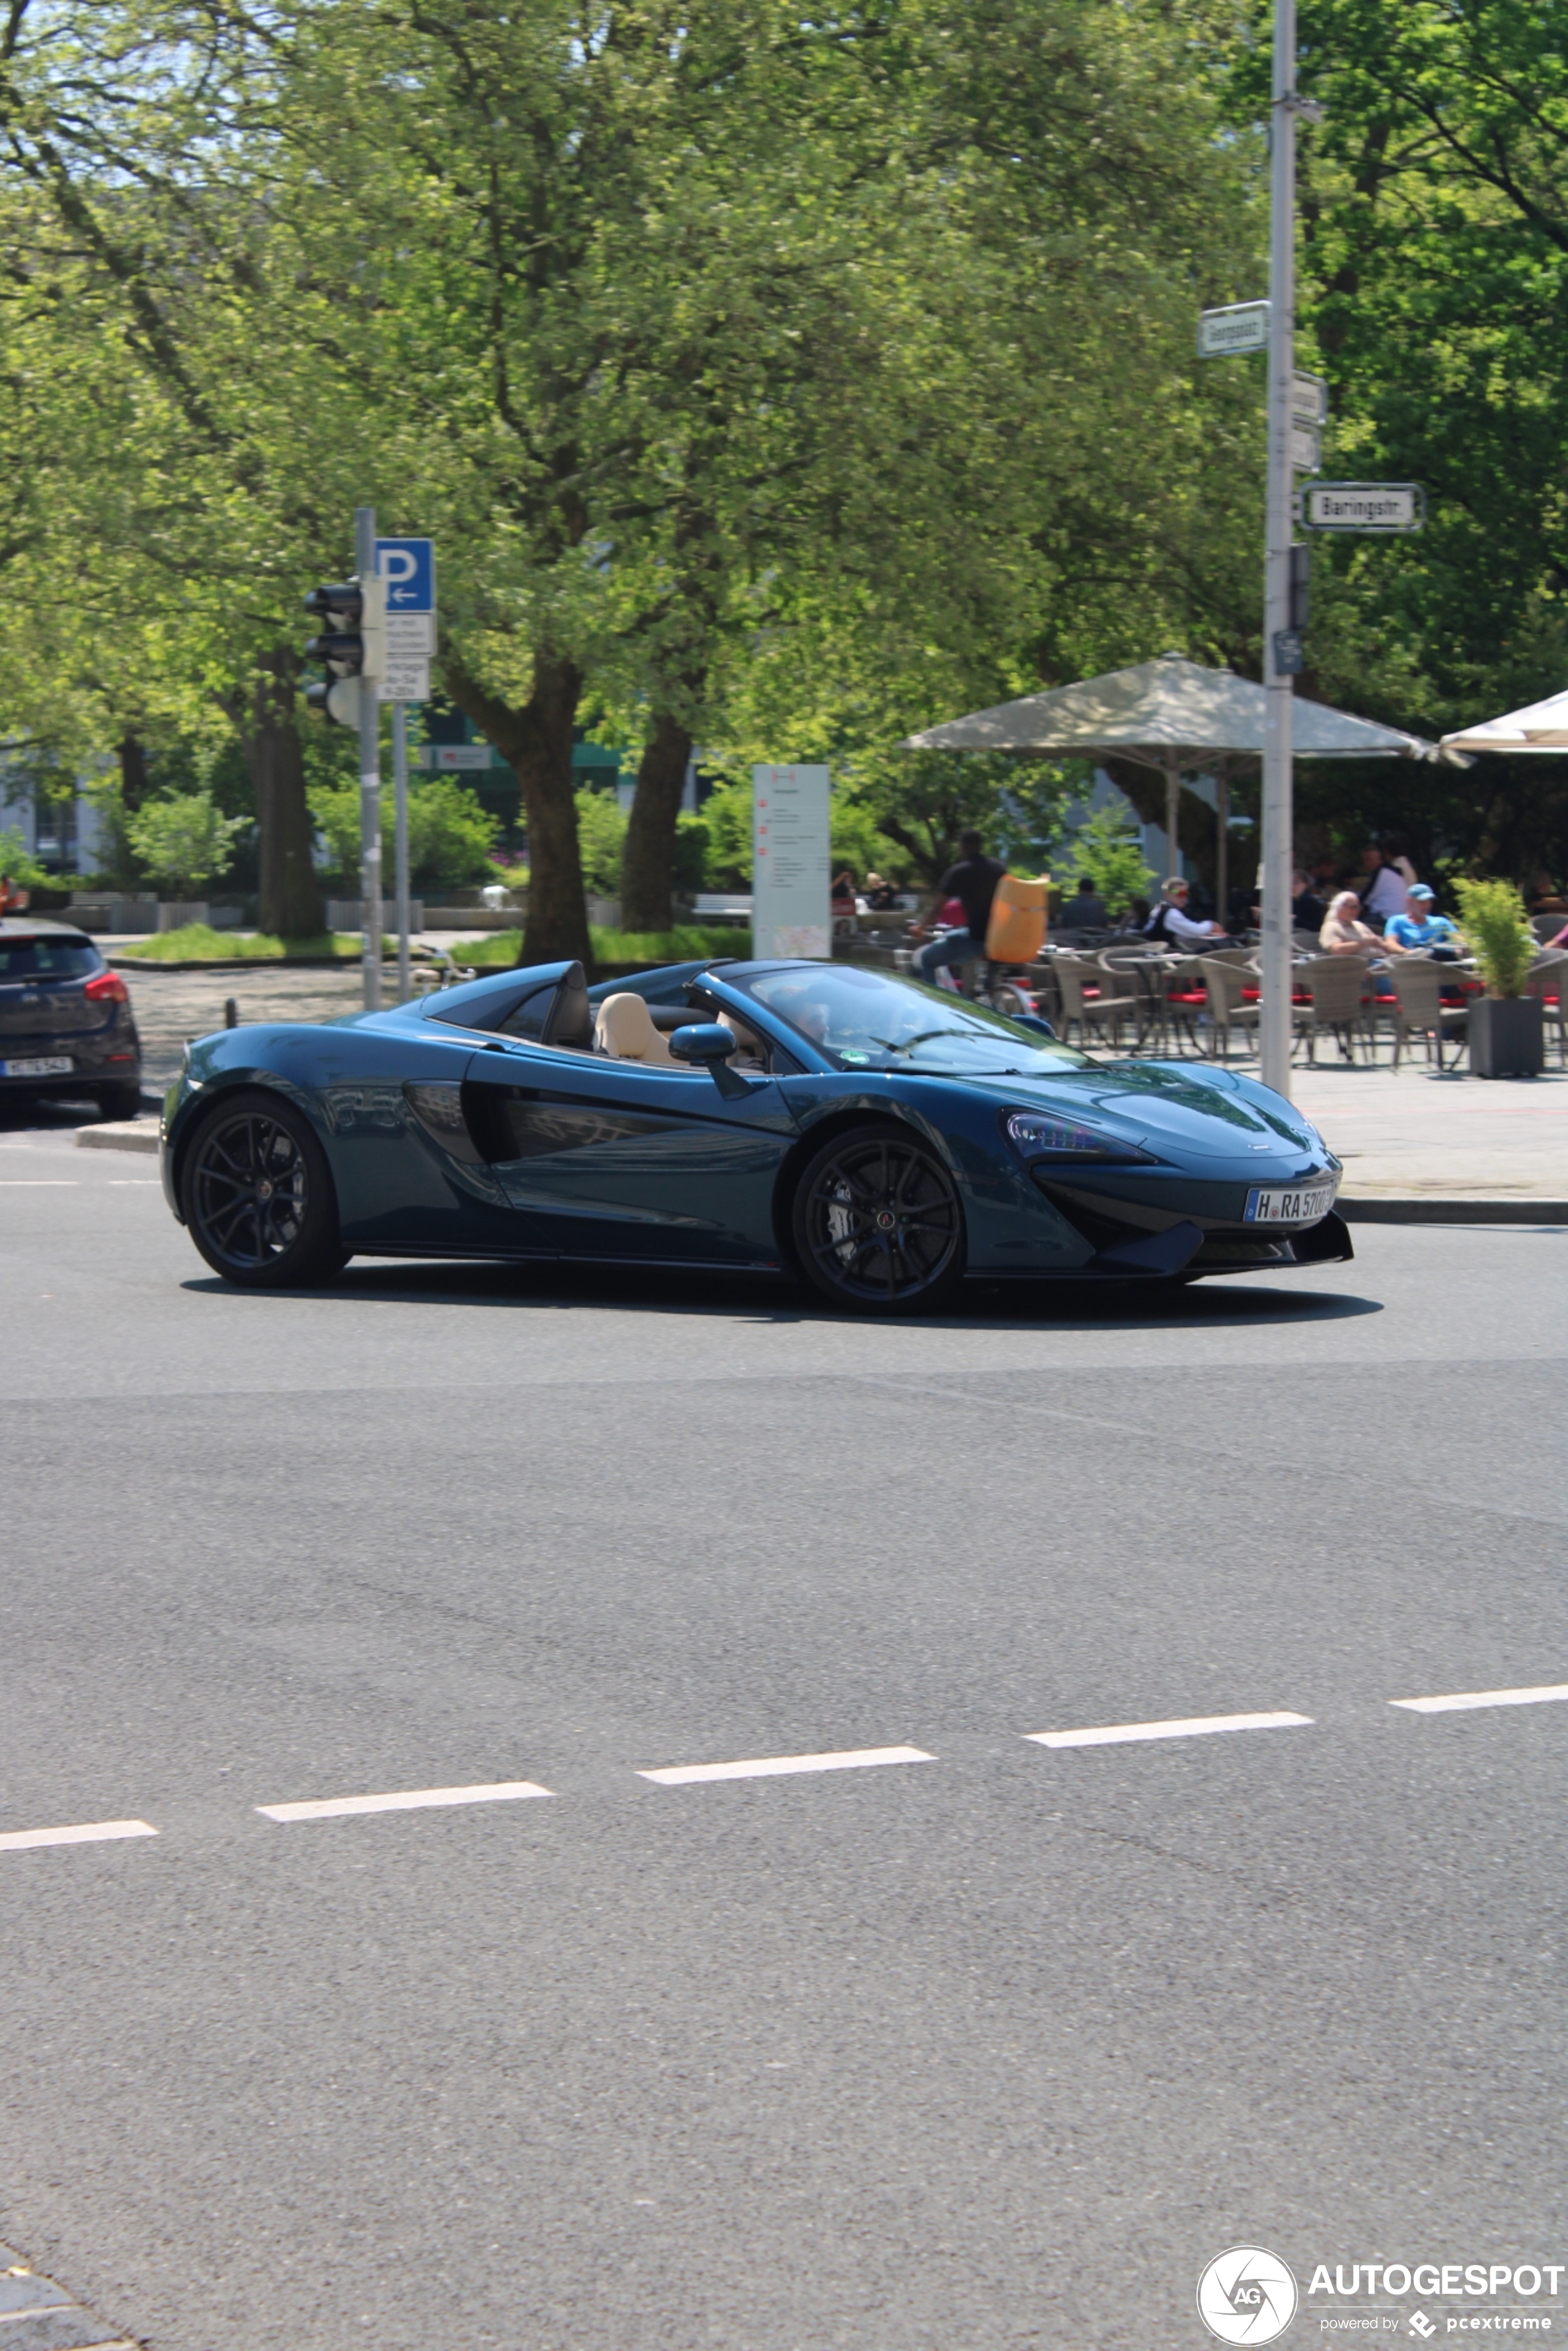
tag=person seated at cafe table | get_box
[1383,882,1462,959]
[862,871,899,912]
[1143,877,1225,948]
[1319,890,1380,954]
[1058,875,1108,930]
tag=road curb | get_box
[75,1124,159,1155]
[1340,1197,1568,1225]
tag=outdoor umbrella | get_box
[1440,687,1568,754]
[902,651,1448,916]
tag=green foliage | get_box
[573,788,628,897]
[1451,879,1533,999]
[123,791,246,896]
[0,826,50,889]
[1054,805,1157,919]
[672,814,709,897]
[821,753,1080,888]
[306,775,499,891]
[122,927,372,961]
[456,925,748,968]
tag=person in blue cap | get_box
[1384,882,1462,959]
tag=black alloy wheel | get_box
[181,1092,345,1288]
[791,1122,965,1312]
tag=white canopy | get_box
[901,652,1446,765]
[1440,687,1568,754]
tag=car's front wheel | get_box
[791,1122,965,1312]
[180,1091,346,1288]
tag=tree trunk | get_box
[443,646,591,969]
[117,735,151,812]
[621,710,693,932]
[240,648,325,939]
[1102,756,1227,904]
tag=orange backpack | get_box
[985,872,1049,963]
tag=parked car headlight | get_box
[1004,1111,1158,1164]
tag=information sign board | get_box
[1291,370,1329,425]
[1290,422,1320,473]
[1300,483,1425,533]
[753,764,830,959]
[375,539,435,702]
[1197,302,1270,357]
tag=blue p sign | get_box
[375,538,435,612]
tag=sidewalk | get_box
[1291,1061,1568,1211]
[107,964,1567,1213]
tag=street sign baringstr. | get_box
[1301,482,1425,532]
[1198,301,1270,357]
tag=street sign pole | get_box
[1259,0,1297,1098]
[354,504,382,1011]
[392,701,411,1003]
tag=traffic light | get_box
[302,573,386,724]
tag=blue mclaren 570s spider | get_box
[160,954,1351,1309]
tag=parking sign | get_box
[375,538,435,612]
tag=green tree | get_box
[307,774,499,893]
[1227,0,1568,885]
[124,790,245,896]
[1054,804,1157,917]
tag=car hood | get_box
[966,1061,1333,1165]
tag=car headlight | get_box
[1004,1111,1157,1164]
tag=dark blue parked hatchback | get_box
[0,919,143,1119]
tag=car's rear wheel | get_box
[97,1082,143,1122]
[180,1091,345,1288]
[791,1122,965,1312]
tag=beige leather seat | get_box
[594,992,677,1064]
[717,1011,766,1067]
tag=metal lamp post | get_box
[1259,0,1301,1096]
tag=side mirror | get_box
[669,1022,751,1099]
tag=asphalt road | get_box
[4,1108,1567,2351]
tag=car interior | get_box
[423,962,786,1073]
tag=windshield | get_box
[729,965,1090,1076]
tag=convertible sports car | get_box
[159,955,1352,1309]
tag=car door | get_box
[460,1038,800,1266]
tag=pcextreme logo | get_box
[1198,2248,1301,2344]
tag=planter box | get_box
[157,901,210,931]
[422,906,520,930]
[69,895,159,933]
[325,899,424,932]
[1470,993,1545,1078]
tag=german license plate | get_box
[1245,1180,1337,1225]
[1,1056,73,1077]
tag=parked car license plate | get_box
[1245,1180,1338,1225]
[1,1056,73,1077]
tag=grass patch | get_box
[120,925,382,962]
[454,924,751,969]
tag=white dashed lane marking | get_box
[0,1818,158,1853]
[257,1779,554,1822]
[1391,1682,1568,1716]
[12,1689,1568,1853]
[0,1180,78,1185]
[1026,1710,1314,1750]
[639,1744,935,1786]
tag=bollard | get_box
[224,997,238,1029]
